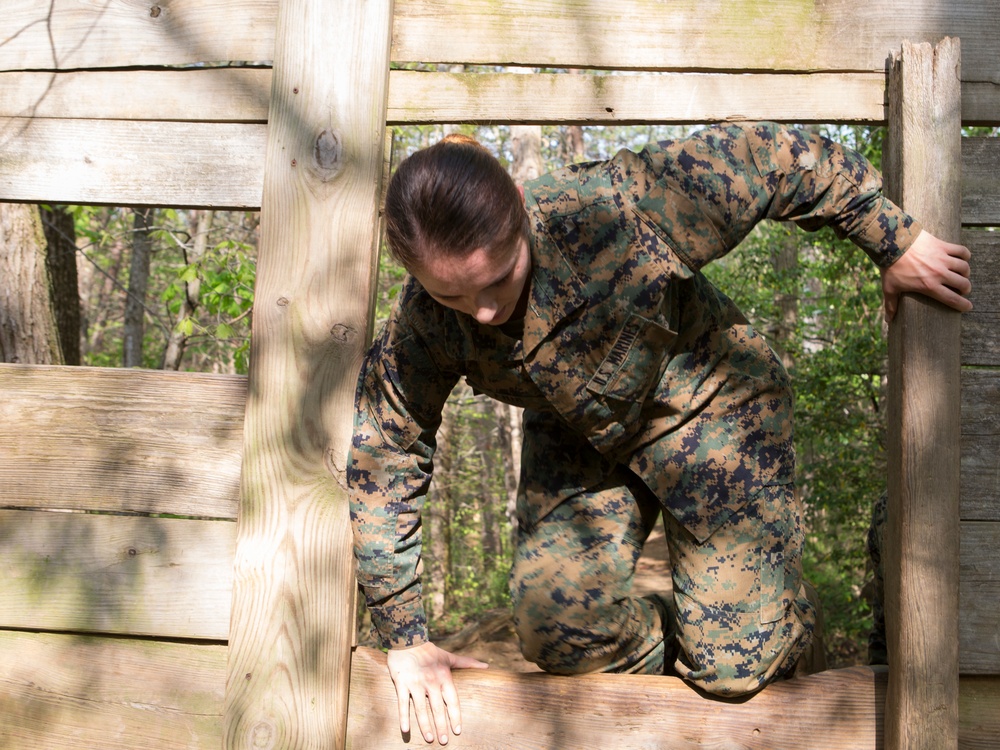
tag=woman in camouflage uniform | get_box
[347,123,972,745]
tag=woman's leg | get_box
[665,482,818,695]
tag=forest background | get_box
[4,115,991,668]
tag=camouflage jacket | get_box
[348,122,921,649]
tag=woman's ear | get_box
[517,184,525,202]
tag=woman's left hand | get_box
[882,230,973,322]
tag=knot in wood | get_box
[276,297,289,307]
[149,5,162,18]
[313,130,342,177]
[330,323,352,342]
[250,720,275,748]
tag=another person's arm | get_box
[880,229,972,320]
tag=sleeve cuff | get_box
[368,597,429,650]
[853,197,923,269]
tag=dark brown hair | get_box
[383,134,528,269]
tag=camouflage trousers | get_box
[510,416,818,696]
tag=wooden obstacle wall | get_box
[1,2,999,748]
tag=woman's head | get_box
[383,134,532,325]
[384,134,529,269]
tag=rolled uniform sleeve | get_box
[348,293,459,649]
[630,122,922,273]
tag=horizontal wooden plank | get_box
[3,1,1000,106]
[960,522,1000,675]
[0,0,276,71]
[388,70,887,124]
[963,82,1000,127]
[2,68,997,128]
[0,363,244,518]
[0,631,225,750]
[393,0,1000,82]
[963,138,1000,227]
[959,676,1000,750]
[961,367,1000,521]
[0,68,270,122]
[349,648,1000,748]
[0,118,265,209]
[3,633,995,750]
[960,230,1000,367]
[0,509,235,639]
[0,69,888,124]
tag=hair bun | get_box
[440,133,489,151]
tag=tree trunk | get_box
[162,209,214,370]
[39,205,81,365]
[0,203,63,364]
[123,207,154,368]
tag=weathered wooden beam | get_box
[963,138,1000,227]
[0,0,277,71]
[960,231,1000,367]
[3,1,1000,99]
[0,363,244,518]
[391,0,1000,81]
[884,38,963,750]
[960,522,1000,675]
[221,0,393,748]
[0,509,235,639]
[0,631,226,750]
[0,118,265,209]
[4,67,1000,128]
[4,633,997,750]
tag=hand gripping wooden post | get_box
[884,38,963,750]
[222,1,394,748]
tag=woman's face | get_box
[409,236,531,326]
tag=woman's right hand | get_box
[386,641,489,745]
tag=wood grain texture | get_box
[0,363,244,518]
[963,137,1000,227]
[347,648,1000,749]
[387,70,888,124]
[0,631,226,750]
[3,1,1000,97]
[884,38,963,750]
[0,509,234,639]
[0,117,266,209]
[960,230,1000,367]
[961,368,1000,521]
[0,0,276,71]
[1,635,995,750]
[960,522,1000,675]
[4,67,999,128]
[0,68,271,121]
[392,0,1000,81]
[221,0,393,748]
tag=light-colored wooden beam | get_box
[4,68,999,126]
[884,38,963,750]
[0,363,244,518]
[0,509,235,639]
[0,118,266,208]
[4,633,998,750]
[0,631,226,750]
[221,0,393,747]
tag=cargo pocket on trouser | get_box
[667,482,816,696]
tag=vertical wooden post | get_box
[884,38,962,750]
[223,0,393,748]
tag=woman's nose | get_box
[473,293,498,323]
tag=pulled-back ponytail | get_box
[384,135,529,269]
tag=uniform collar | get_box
[520,190,587,358]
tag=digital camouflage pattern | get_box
[511,412,815,694]
[348,123,920,684]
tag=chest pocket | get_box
[586,312,676,402]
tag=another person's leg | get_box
[510,411,674,675]
[666,481,819,695]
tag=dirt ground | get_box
[432,521,673,673]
